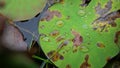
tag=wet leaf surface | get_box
[0,0,120,68]
[39,0,120,68]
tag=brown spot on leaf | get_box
[114,31,120,45]
[41,10,62,21]
[92,9,120,32]
[58,40,69,49]
[95,0,112,16]
[92,0,120,32]
[66,64,71,68]
[39,25,45,29]
[66,16,70,20]
[105,10,120,24]
[0,0,5,8]
[106,57,111,62]
[80,54,91,68]
[93,0,120,32]
[56,35,65,42]
[47,50,64,62]
[59,0,64,4]
[50,30,59,37]
[97,42,105,48]
[71,29,83,47]
[73,48,78,53]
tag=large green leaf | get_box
[0,0,47,21]
[39,0,120,68]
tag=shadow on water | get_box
[12,2,58,68]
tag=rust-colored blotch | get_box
[50,30,59,37]
[114,31,120,45]
[66,64,71,68]
[97,42,105,48]
[80,54,91,68]
[47,50,64,62]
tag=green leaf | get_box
[39,0,120,68]
[0,0,47,21]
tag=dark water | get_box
[14,3,48,46]
[13,2,58,68]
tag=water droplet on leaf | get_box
[42,37,50,42]
[77,9,86,16]
[80,46,89,52]
[56,20,64,27]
